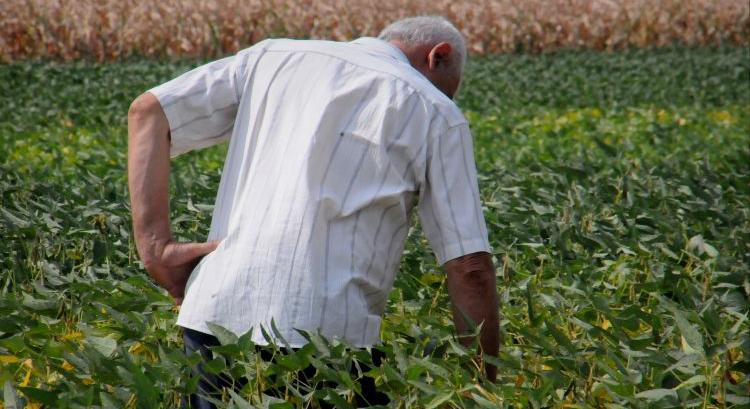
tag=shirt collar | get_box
[349,37,410,65]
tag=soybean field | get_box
[0,46,748,408]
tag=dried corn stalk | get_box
[1,0,748,62]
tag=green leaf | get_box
[470,392,498,408]
[673,311,704,354]
[227,389,253,409]
[21,293,57,311]
[17,387,58,405]
[0,208,30,229]
[545,321,576,355]
[99,392,122,409]
[725,394,750,405]
[325,389,354,409]
[202,357,226,374]
[674,374,706,390]
[525,284,539,327]
[635,388,678,400]
[86,335,117,357]
[419,358,451,379]
[268,401,295,409]
[206,322,239,345]
[308,332,331,358]
[424,391,453,409]
[0,336,25,353]
[687,235,718,258]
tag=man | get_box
[128,16,499,407]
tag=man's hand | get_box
[143,240,220,305]
[444,251,500,382]
[128,92,218,305]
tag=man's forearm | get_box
[127,92,221,304]
[445,251,500,380]
[127,92,172,276]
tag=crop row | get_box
[1,0,749,62]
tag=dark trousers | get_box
[180,327,389,408]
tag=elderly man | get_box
[128,16,499,407]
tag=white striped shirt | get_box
[149,37,490,347]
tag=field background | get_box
[1,1,750,408]
[1,0,749,61]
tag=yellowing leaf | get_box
[62,331,84,341]
[82,378,95,385]
[62,360,75,371]
[0,355,19,364]
[20,366,32,387]
[726,371,741,385]
[128,341,147,355]
[709,110,736,125]
[657,110,670,124]
[592,383,610,400]
[681,335,693,353]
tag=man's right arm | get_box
[127,92,218,305]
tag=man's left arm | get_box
[444,251,499,382]
[417,122,500,381]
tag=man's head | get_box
[378,16,467,99]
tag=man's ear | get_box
[427,42,453,71]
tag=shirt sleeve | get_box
[418,122,491,265]
[147,50,252,157]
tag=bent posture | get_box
[128,16,499,407]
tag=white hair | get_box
[378,16,467,74]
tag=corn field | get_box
[1,0,748,62]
